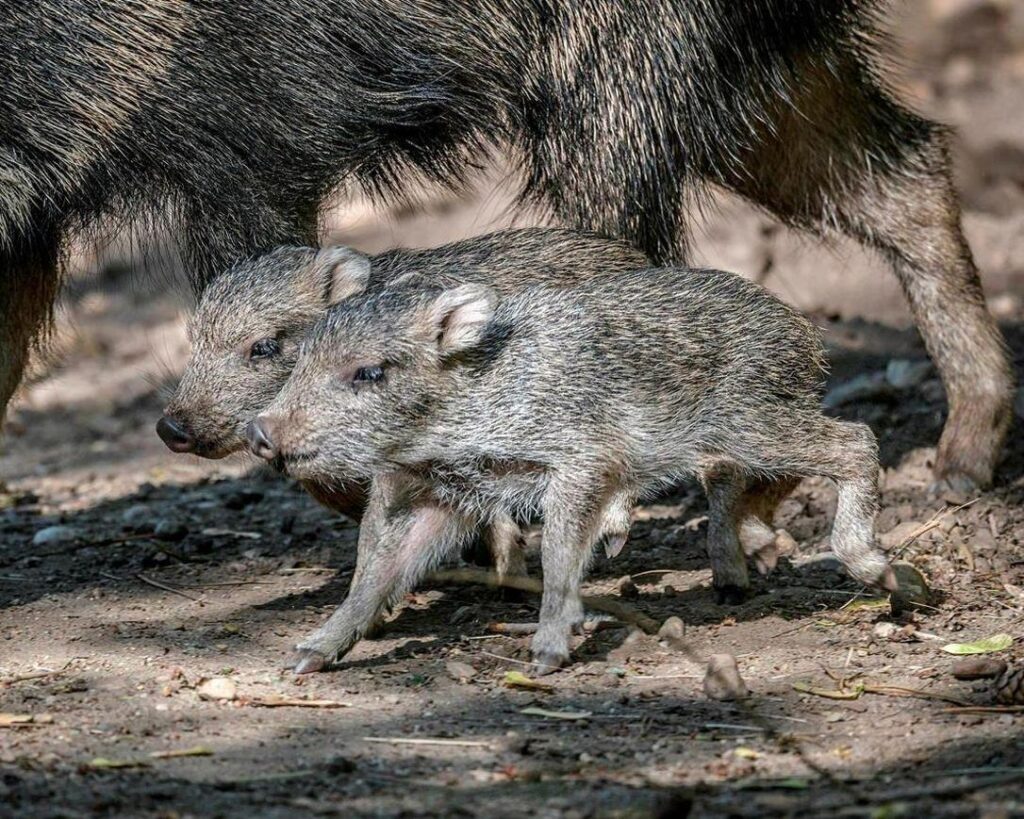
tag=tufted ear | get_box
[307,245,372,305]
[423,283,497,354]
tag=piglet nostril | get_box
[246,418,278,461]
[156,415,195,453]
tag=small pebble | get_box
[154,519,188,542]
[32,525,79,547]
[445,660,477,682]
[323,755,356,774]
[703,654,748,701]
[873,621,898,641]
[658,616,685,641]
[120,505,154,532]
[196,677,237,701]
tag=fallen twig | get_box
[0,669,63,687]
[429,568,660,634]
[794,679,970,707]
[242,696,351,709]
[135,573,204,602]
[938,705,1024,715]
[150,746,214,759]
[486,619,624,636]
[362,736,492,748]
[871,771,1024,802]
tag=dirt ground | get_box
[4,3,1024,817]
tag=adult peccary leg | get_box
[715,54,1012,491]
[293,477,470,673]
[0,222,60,426]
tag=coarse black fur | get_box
[0,0,1012,488]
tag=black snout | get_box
[156,415,195,453]
[247,418,278,461]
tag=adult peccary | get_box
[158,227,648,578]
[248,268,896,673]
[0,2,1010,492]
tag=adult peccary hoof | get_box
[293,649,330,675]
[888,562,932,614]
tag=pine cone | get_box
[995,665,1024,705]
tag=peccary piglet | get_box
[250,267,896,673]
[160,228,647,579]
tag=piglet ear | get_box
[308,246,372,305]
[427,284,497,354]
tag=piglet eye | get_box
[352,365,385,391]
[249,338,280,360]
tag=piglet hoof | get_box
[753,544,778,575]
[293,649,330,675]
[714,584,749,606]
[528,651,569,675]
[604,533,628,560]
[530,651,569,677]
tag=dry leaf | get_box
[941,634,1013,655]
[503,671,554,692]
[841,597,889,612]
[87,757,151,770]
[792,681,864,700]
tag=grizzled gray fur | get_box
[0,1,1012,494]
[161,228,648,577]
[250,268,896,674]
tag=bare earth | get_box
[3,3,1024,817]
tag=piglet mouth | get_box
[275,450,322,475]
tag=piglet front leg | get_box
[293,477,468,673]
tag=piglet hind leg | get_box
[294,489,468,673]
[700,462,752,605]
[746,417,894,591]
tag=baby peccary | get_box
[160,228,647,578]
[250,268,897,674]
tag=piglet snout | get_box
[247,417,279,461]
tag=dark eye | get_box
[352,365,385,392]
[249,338,280,360]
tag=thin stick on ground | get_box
[135,573,204,602]
[429,568,660,634]
[362,737,493,748]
